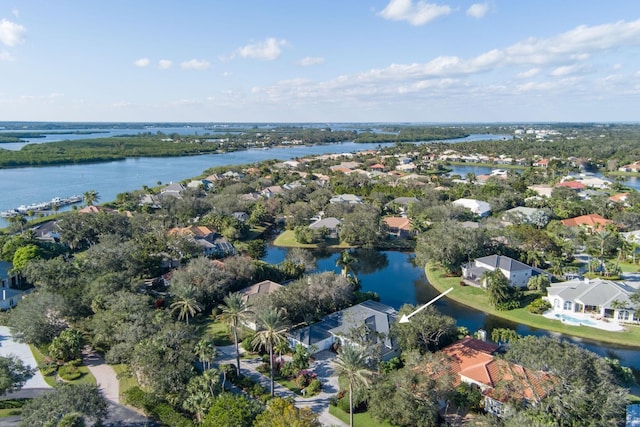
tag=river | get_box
[0,129,507,222]
[264,246,640,369]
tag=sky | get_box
[1,1,640,123]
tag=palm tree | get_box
[336,250,356,279]
[217,292,252,377]
[194,338,217,371]
[170,284,203,325]
[7,214,27,233]
[252,307,288,397]
[83,190,100,206]
[333,343,373,427]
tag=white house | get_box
[462,255,549,288]
[0,261,24,311]
[329,194,363,204]
[452,198,492,218]
[287,300,399,360]
[545,278,638,322]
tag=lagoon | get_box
[264,245,640,369]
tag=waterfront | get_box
[264,245,640,369]
[0,131,506,224]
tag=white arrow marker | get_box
[399,287,454,323]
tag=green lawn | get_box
[619,261,639,273]
[425,264,640,347]
[29,345,96,386]
[207,321,233,346]
[112,364,139,399]
[0,399,28,418]
[273,230,351,249]
[329,405,393,427]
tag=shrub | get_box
[306,378,321,395]
[527,298,552,314]
[58,364,82,381]
[495,300,521,311]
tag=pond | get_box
[264,244,640,369]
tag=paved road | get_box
[216,345,347,427]
[82,350,120,403]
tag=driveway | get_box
[0,326,50,392]
[216,345,347,427]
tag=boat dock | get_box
[1,195,83,218]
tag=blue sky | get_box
[1,1,640,122]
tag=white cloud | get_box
[158,59,173,69]
[180,59,211,70]
[0,19,26,47]
[550,64,584,76]
[467,3,489,19]
[378,0,451,26]
[11,9,19,18]
[298,56,325,66]
[517,68,540,78]
[236,38,287,60]
[0,51,13,61]
[134,58,150,67]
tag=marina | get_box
[1,195,83,218]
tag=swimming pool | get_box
[554,313,597,326]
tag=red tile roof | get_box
[560,213,614,229]
[555,181,586,190]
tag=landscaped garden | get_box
[425,263,640,346]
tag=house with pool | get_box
[544,278,639,326]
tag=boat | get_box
[1,194,84,218]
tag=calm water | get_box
[264,245,640,369]
[0,132,506,222]
[450,164,640,192]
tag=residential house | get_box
[160,182,185,199]
[232,212,249,222]
[187,179,212,190]
[261,185,284,198]
[239,280,284,330]
[369,163,386,172]
[329,194,363,204]
[383,217,413,238]
[501,206,548,227]
[462,255,549,288]
[0,261,24,311]
[309,217,341,238]
[528,184,554,198]
[560,213,615,232]
[31,220,61,243]
[452,198,492,218]
[139,194,161,209]
[609,193,630,204]
[78,205,115,214]
[545,278,638,322]
[168,226,235,258]
[533,158,550,168]
[437,337,553,417]
[619,162,640,173]
[555,180,586,191]
[287,300,399,360]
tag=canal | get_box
[264,245,640,369]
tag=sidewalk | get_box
[216,345,347,427]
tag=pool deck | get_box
[543,310,624,332]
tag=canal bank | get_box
[424,263,640,348]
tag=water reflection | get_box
[264,244,640,368]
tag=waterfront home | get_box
[160,182,185,199]
[78,205,115,214]
[287,300,399,360]
[555,180,586,191]
[383,216,413,238]
[452,198,492,218]
[462,255,549,288]
[619,162,640,173]
[560,213,615,232]
[435,337,553,417]
[545,278,638,323]
[309,217,341,238]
